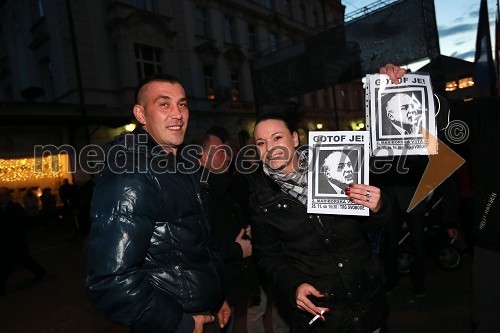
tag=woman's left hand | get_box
[346,184,382,213]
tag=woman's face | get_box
[254,119,299,173]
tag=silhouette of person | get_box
[22,188,40,225]
[40,188,57,231]
[0,187,46,295]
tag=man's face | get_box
[387,94,419,128]
[323,152,354,186]
[254,119,299,173]
[133,81,189,154]
[200,135,231,173]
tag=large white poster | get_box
[366,73,437,156]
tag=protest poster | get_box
[307,131,369,216]
[365,73,437,156]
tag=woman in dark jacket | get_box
[249,113,391,333]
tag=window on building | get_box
[129,0,156,11]
[313,10,320,27]
[445,80,458,92]
[354,89,363,110]
[326,87,334,108]
[312,92,318,108]
[196,7,209,37]
[2,86,12,101]
[36,0,45,18]
[288,64,296,80]
[224,16,234,44]
[230,70,240,101]
[446,77,474,91]
[203,66,216,100]
[284,0,293,17]
[269,33,277,52]
[458,76,474,89]
[39,60,54,101]
[135,44,163,79]
[265,0,275,9]
[248,24,257,50]
[298,94,304,106]
[341,89,348,110]
[299,4,307,24]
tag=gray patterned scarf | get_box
[263,147,308,205]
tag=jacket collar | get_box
[252,170,287,205]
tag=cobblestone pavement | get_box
[0,227,473,333]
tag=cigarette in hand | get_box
[308,309,325,325]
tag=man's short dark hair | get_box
[192,134,212,152]
[206,126,230,143]
[134,73,183,104]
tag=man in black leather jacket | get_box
[194,133,261,333]
[86,74,230,333]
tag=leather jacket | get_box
[86,129,224,333]
[249,171,390,332]
[207,171,260,305]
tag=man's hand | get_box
[244,225,252,239]
[447,228,458,240]
[379,64,407,84]
[217,301,231,328]
[192,314,215,333]
[235,228,252,258]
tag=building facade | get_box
[1,0,370,195]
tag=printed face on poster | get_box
[307,131,369,216]
[366,73,437,156]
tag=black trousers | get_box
[0,242,46,293]
[473,246,500,333]
[382,186,427,289]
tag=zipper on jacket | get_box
[316,215,324,228]
[197,191,224,290]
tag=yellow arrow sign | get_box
[407,126,465,212]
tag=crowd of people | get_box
[1,178,95,295]
[83,65,461,333]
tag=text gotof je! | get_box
[313,135,364,143]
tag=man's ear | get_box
[387,112,394,121]
[198,150,208,166]
[133,105,145,125]
[292,131,299,147]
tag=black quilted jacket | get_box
[86,129,224,333]
[249,171,390,333]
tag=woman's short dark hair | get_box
[134,73,183,104]
[254,112,297,133]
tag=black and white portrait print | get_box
[380,90,425,137]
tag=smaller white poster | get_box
[307,131,369,216]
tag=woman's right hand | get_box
[295,283,330,319]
